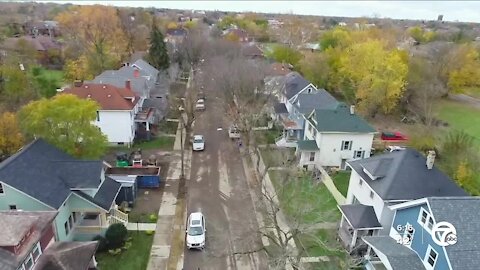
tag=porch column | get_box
[350,229,358,250]
[339,216,345,228]
[100,212,108,227]
[146,121,150,131]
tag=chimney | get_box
[426,150,436,170]
[126,80,131,90]
[134,69,140,78]
[350,105,355,115]
[74,80,83,87]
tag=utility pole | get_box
[180,111,185,179]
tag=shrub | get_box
[93,235,108,252]
[105,223,128,248]
[145,230,155,235]
[149,214,158,222]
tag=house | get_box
[23,21,60,37]
[63,82,147,145]
[363,196,480,270]
[131,59,160,84]
[0,211,98,270]
[0,35,62,66]
[165,28,188,46]
[223,28,252,43]
[241,43,264,59]
[0,139,126,241]
[298,103,376,169]
[338,149,467,254]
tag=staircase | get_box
[109,208,129,225]
[275,135,297,148]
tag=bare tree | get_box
[174,25,210,71]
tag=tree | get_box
[0,112,24,161]
[174,26,209,71]
[319,27,352,51]
[63,55,93,82]
[408,26,437,44]
[298,53,331,89]
[147,19,169,70]
[18,94,108,159]
[105,223,128,248]
[56,5,128,74]
[446,44,480,93]
[0,62,37,110]
[339,40,408,116]
[266,45,303,67]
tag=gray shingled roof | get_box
[0,139,106,209]
[338,204,382,229]
[74,177,121,211]
[274,103,288,114]
[34,241,98,270]
[284,72,311,100]
[93,67,153,97]
[297,140,319,151]
[291,89,338,115]
[427,197,480,270]
[309,103,376,133]
[362,236,425,270]
[348,149,467,201]
[133,59,159,81]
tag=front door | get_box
[341,159,347,170]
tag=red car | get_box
[381,131,408,141]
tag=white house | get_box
[297,103,376,170]
[337,149,467,254]
[63,82,142,146]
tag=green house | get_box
[0,139,127,241]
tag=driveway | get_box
[182,86,267,269]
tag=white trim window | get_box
[353,150,365,159]
[309,152,315,162]
[341,141,353,151]
[0,182,4,194]
[418,208,434,232]
[424,245,438,269]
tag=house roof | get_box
[166,28,187,36]
[63,83,139,110]
[34,241,98,270]
[90,75,150,98]
[362,236,425,270]
[347,149,467,201]
[0,139,105,209]
[427,197,480,269]
[338,204,382,230]
[0,211,57,270]
[297,140,319,151]
[1,36,61,52]
[133,59,159,80]
[284,72,311,100]
[53,161,103,189]
[74,176,121,211]
[267,62,291,76]
[274,103,288,114]
[292,89,338,115]
[242,44,264,57]
[0,211,57,246]
[309,103,376,133]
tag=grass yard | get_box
[268,170,340,223]
[96,232,153,270]
[158,120,179,135]
[297,229,346,258]
[135,136,175,150]
[254,128,282,145]
[331,171,351,197]
[259,147,296,168]
[42,69,64,83]
[435,99,480,144]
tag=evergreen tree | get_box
[147,19,170,70]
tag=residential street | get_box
[182,87,267,269]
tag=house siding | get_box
[39,225,55,249]
[317,133,373,167]
[0,184,52,211]
[390,205,450,270]
[94,110,135,144]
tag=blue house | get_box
[0,139,126,241]
[363,197,480,270]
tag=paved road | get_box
[182,88,267,269]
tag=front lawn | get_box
[96,232,153,270]
[331,171,351,197]
[254,128,282,145]
[135,136,175,150]
[435,99,480,145]
[298,229,345,257]
[158,120,179,135]
[259,147,296,168]
[268,170,340,223]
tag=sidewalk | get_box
[126,223,157,231]
[146,120,190,270]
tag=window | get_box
[0,183,4,194]
[427,217,434,230]
[353,150,365,158]
[425,245,438,268]
[64,221,69,235]
[309,152,315,162]
[69,215,74,229]
[24,256,33,270]
[9,205,16,210]
[369,191,374,199]
[32,243,41,262]
[73,212,77,223]
[341,141,352,150]
[96,111,100,121]
[419,209,428,225]
[418,208,434,232]
[359,179,363,186]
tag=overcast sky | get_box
[36,1,480,23]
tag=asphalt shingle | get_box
[309,103,376,133]
[338,204,382,229]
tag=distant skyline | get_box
[35,1,480,23]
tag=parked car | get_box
[228,124,241,139]
[385,145,406,152]
[381,131,408,141]
[192,135,205,151]
[195,98,205,111]
[186,212,206,250]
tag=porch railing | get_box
[75,226,103,234]
[109,208,129,225]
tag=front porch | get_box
[135,107,155,141]
[337,204,382,256]
[73,208,129,239]
[296,140,319,170]
[274,112,303,148]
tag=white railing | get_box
[109,208,128,225]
